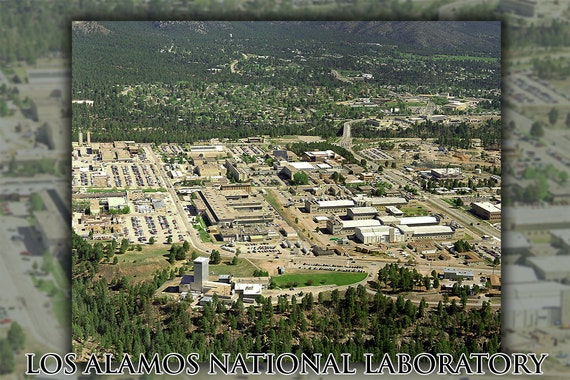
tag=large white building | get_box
[305,199,355,214]
[355,226,403,244]
[326,217,381,235]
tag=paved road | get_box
[424,196,500,240]
[146,145,211,256]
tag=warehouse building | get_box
[502,264,570,332]
[431,168,462,179]
[347,206,378,220]
[305,199,355,214]
[506,205,570,238]
[281,162,316,179]
[386,206,403,216]
[526,256,570,282]
[354,225,404,244]
[195,187,273,227]
[303,150,336,162]
[326,216,381,235]
[398,216,439,226]
[550,229,570,254]
[471,202,501,220]
[352,195,408,211]
[398,225,455,240]
[443,268,474,281]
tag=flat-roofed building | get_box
[347,206,378,220]
[225,159,250,182]
[377,215,400,225]
[196,187,273,227]
[352,195,408,211]
[281,162,316,179]
[431,168,461,179]
[327,216,381,235]
[234,283,263,299]
[471,202,501,220]
[398,216,439,226]
[503,232,531,257]
[507,206,570,238]
[188,145,225,158]
[526,256,570,281]
[34,209,70,259]
[386,206,403,216]
[443,268,474,281]
[355,225,403,244]
[303,150,335,162]
[305,199,355,214]
[550,229,570,254]
[403,225,455,240]
[194,162,226,178]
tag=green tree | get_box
[292,171,309,185]
[210,250,221,264]
[530,121,544,138]
[231,254,238,265]
[149,236,155,245]
[549,107,559,126]
[7,322,25,352]
[0,339,15,374]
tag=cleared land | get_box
[272,271,367,288]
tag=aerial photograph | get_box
[70,20,502,369]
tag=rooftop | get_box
[398,216,438,225]
[317,199,355,208]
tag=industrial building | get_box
[503,264,570,332]
[506,205,570,238]
[326,216,381,235]
[526,256,570,282]
[305,199,355,214]
[470,202,501,220]
[386,206,403,216]
[188,145,225,158]
[398,216,439,226]
[430,168,462,179]
[347,207,378,220]
[303,150,336,162]
[194,187,273,227]
[549,229,570,254]
[352,195,408,211]
[398,225,455,240]
[225,159,250,182]
[281,162,316,179]
[354,225,403,244]
[443,268,474,281]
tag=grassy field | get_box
[209,258,259,278]
[400,206,429,217]
[272,271,367,288]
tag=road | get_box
[424,196,500,240]
[146,146,211,256]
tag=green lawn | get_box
[208,258,259,278]
[115,245,170,264]
[272,272,367,288]
[400,206,429,217]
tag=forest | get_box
[72,232,501,362]
[71,21,501,144]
